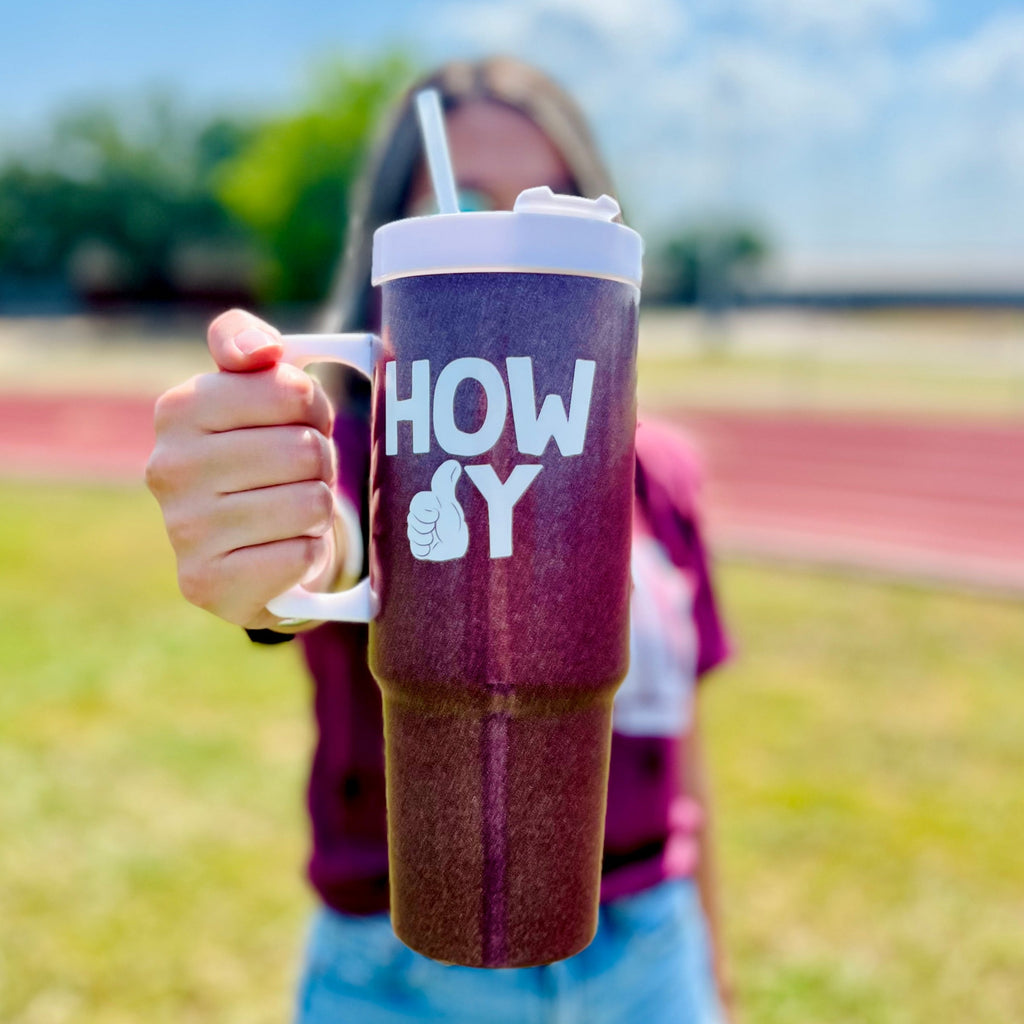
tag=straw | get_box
[415,89,460,215]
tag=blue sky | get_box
[3,0,1023,267]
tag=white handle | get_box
[265,332,382,624]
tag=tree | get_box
[0,52,413,307]
[650,223,769,307]
[0,93,256,302]
[214,53,412,303]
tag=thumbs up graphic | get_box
[407,459,470,561]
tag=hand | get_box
[145,309,344,630]
[406,459,469,561]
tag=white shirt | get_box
[612,533,699,738]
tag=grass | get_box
[1,481,1022,1022]
[708,566,1024,1023]
[0,483,312,1024]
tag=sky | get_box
[3,0,1024,268]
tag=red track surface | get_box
[2,391,1022,593]
[674,410,1024,593]
[0,392,157,481]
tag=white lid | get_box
[371,187,643,288]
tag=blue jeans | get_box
[296,878,724,1024]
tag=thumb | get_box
[429,459,463,504]
[207,308,284,373]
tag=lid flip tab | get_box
[512,187,621,221]
[371,187,643,289]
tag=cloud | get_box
[543,0,686,49]
[690,42,893,137]
[421,0,1024,255]
[924,9,1024,96]
[425,0,692,204]
[719,0,930,42]
[888,10,1024,196]
[435,0,686,58]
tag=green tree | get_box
[214,54,412,303]
[650,223,769,307]
[0,94,255,299]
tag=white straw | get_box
[415,89,460,215]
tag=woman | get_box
[146,57,733,1023]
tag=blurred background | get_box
[1,1,1022,1022]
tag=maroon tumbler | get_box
[271,187,643,967]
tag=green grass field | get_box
[2,481,1022,1023]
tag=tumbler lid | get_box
[371,187,643,288]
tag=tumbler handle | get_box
[265,333,382,623]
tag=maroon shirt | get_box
[301,416,729,915]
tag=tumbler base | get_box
[383,691,614,968]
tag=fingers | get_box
[155,364,334,439]
[408,490,441,553]
[180,534,335,628]
[165,477,340,627]
[407,519,436,559]
[220,480,338,551]
[408,534,434,560]
[207,308,284,372]
[203,425,337,495]
[408,491,440,525]
[147,422,336,514]
[148,308,354,628]
[165,480,337,564]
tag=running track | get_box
[2,392,1022,594]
